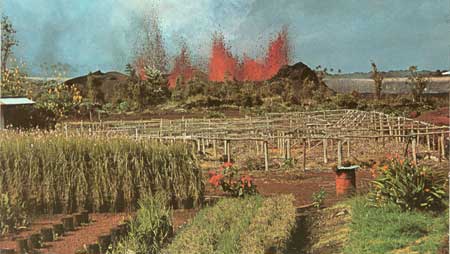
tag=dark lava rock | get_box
[64,71,130,104]
[271,62,335,98]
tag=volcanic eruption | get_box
[169,27,291,86]
[208,28,290,82]
[168,44,196,88]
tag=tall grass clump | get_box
[108,193,173,254]
[0,132,203,214]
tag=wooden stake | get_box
[286,138,291,160]
[346,139,350,158]
[323,138,328,164]
[224,140,228,155]
[227,140,231,163]
[263,141,269,171]
[337,140,342,167]
[303,138,307,172]
[412,137,417,165]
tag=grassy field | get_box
[344,197,448,254]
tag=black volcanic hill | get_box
[65,71,130,104]
[271,62,335,97]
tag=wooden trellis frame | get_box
[63,109,450,171]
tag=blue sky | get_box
[3,0,450,76]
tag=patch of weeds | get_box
[312,187,327,208]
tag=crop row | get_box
[163,194,296,254]
[0,133,204,215]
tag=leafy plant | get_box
[208,162,258,197]
[368,156,448,211]
[281,158,295,170]
[312,187,327,208]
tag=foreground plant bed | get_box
[344,198,449,254]
[163,194,296,254]
[0,133,204,215]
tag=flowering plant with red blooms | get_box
[208,162,257,197]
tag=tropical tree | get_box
[1,16,18,73]
[407,66,429,103]
[370,62,384,100]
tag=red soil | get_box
[207,169,372,207]
[0,169,372,254]
[415,107,450,126]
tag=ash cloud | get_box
[3,0,449,76]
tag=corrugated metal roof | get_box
[442,71,450,76]
[0,97,35,105]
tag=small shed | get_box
[0,97,35,129]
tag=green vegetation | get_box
[108,193,173,254]
[344,197,448,254]
[0,133,203,215]
[0,192,29,236]
[163,195,296,254]
[368,157,448,211]
[370,62,384,100]
[240,195,296,254]
[208,162,258,198]
[312,187,327,208]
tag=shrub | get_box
[0,133,204,214]
[332,94,358,109]
[240,194,297,254]
[208,162,258,197]
[242,155,265,171]
[108,193,173,254]
[368,156,448,211]
[206,111,225,118]
[0,193,29,236]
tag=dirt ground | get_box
[0,168,371,254]
[2,158,447,254]
[415,106,450,126]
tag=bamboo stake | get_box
[412,137,417,165]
